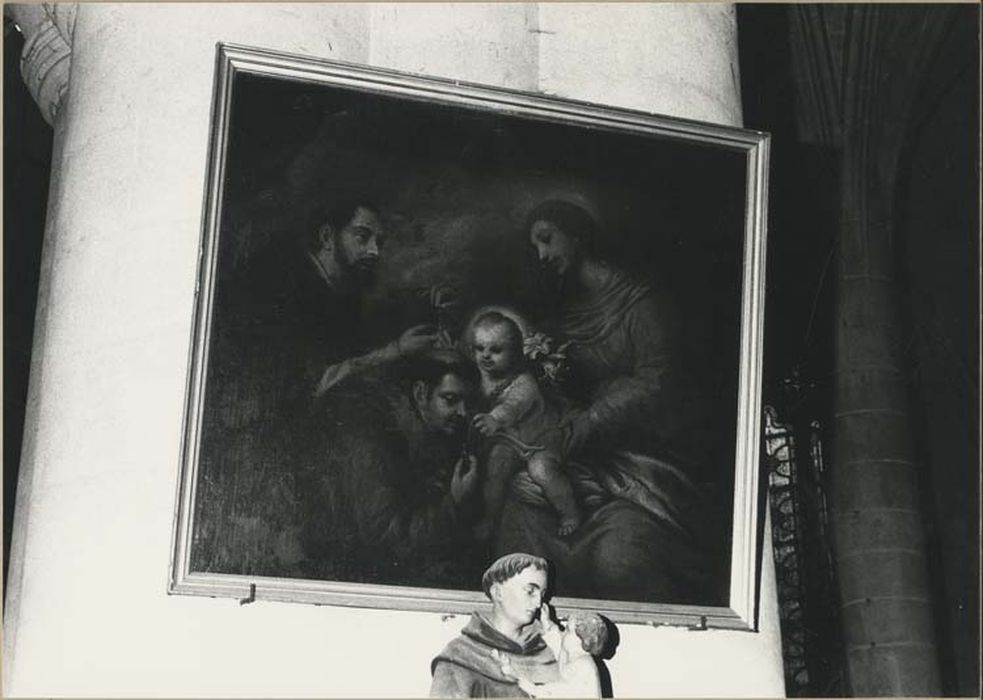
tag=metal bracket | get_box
[645,615,709,631]
[687,615,708,631]
[239,582,257,606]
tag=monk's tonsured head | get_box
[482,553,549,628]
[481,553,548,599]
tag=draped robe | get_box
[495,268,726,605]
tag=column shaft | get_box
[832,155,941,696]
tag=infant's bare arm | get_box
[540,605,562,658]
[488,373,542,427]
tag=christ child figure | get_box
[494,603,607,698]
[469,310,580,539]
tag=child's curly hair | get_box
[469,311,525,363]
[568,612,608,655]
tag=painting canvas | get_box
[170,44,769,629]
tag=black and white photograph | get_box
[172,46,768,626]
[3,3,978,698]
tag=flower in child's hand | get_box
[523,331,569,385]
[524,331,552,360]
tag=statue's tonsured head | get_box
[481,552,548,600]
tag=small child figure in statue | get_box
[468,310,580,539]
[493,603,607,698]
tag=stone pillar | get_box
[369,4,539,90]
[789,5,952,695]
[5,4,782,696]
[531,9,780,696]
[5,3,76,125]
[2,5,373,693]
[2,2,76,677]
[834,157,942,696]
[538,3,741,124]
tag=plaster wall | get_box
[3,4,784,696]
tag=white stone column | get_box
[2,4,372,695]
[2,4,76,681]
[538,3,742,124]
[5,4,783,697]
[369,3,539,90]
[531,5,781,697]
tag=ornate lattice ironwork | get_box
[764,376,845,696]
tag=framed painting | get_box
[169,43,770,630]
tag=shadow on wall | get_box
[3,19,53,599]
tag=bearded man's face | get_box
[334,206,386,285]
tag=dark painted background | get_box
[189,71,748,597]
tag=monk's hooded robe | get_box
[430,613,559,698]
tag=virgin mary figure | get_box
[494,199,729,606]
